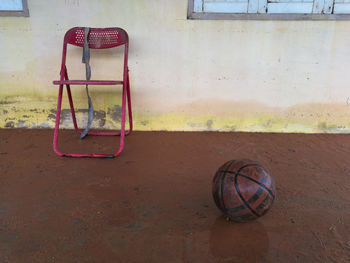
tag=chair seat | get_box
[53,80,123,85]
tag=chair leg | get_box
[64,66,81,134]
[53,85,64,156]
[126,70,133,135]
[113,84,127,157]
[53,83,129,158]
[53,70,131,158]
[88,74,132,137]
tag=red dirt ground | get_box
[0,129,349,262]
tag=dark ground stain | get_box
[196,211,207,219]
[125,223,144,231]
[24,144,37,150]
[0,227,17,244]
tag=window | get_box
[188,0,350,19]
[0,0,29,17]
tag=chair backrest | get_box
[64,27,128,49]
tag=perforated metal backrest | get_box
[64,27,128,49]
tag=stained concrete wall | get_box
[1,0,350,132]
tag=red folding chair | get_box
[53,27,132,158]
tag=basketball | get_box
[212,159,276,222]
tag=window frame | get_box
[0,0,29,17]
[187,0,350,20]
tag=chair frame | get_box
[53,27,132,158]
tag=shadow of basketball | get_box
[209,216,269,262]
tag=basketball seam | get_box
[248,187,263,204]
[237,173,275,199]
[234,174,259,218]
[234,165,260,218]
[219,170,275,199]
[218,164,275,198]
[230,163,271,178]
[256,194,272,212]
[219,160,236,214]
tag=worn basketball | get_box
[212,159,276,222]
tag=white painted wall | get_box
[1,0,350,132]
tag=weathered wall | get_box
[1,0,350,132]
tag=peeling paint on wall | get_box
[1,95,350,133]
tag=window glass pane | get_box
[334,3,350,13]
[0,0,23,11]
[204,0,249,13]
[267,2,313,13]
